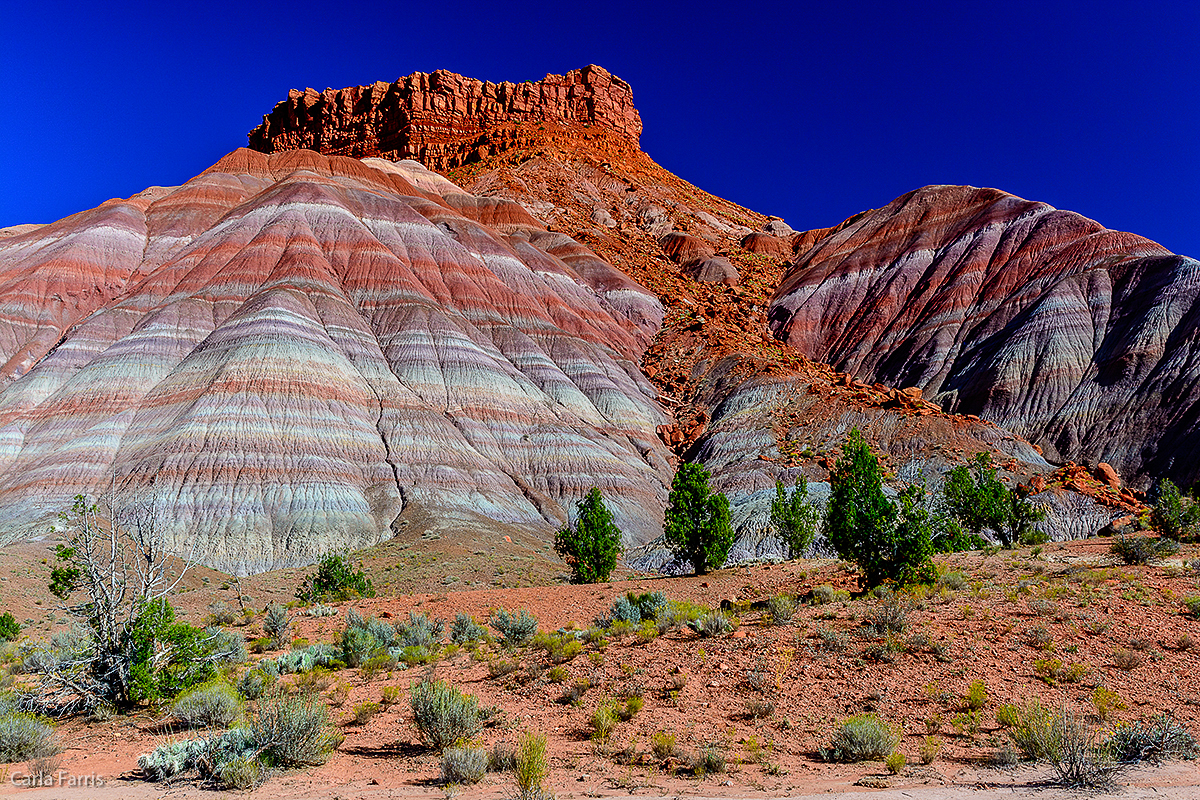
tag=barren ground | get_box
[2,534,1199,799]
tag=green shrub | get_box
[1012,705,1120,789]
[771,477,821,558]
[766,594,796,625]
[491,608,537,647]
[1091,686,1125,722]
[264,603,291,649]
[555,487,623,583]
[381,685,402,706]
[1008,700,1056,760]
[936,571,968,591]
[398,646,434,666]
[295,553,375,603]
[352,701,382,725]
[204,627,248,665]
[688,611,732,638]
[0,613,19,642]
[531,630,582,663]
[628,591,668,621]
[1185,596,1200,618]
[919,735,940,764]
[0,713,57,763]
[215,754,264,789]
[251,691,342,766]
[862,597,909,635]
[996,703,1020,728]
[664,463,733,575]
[1111,534,1180,565]
[652,730,679,760]
[609,594,641,624]
[590,703,618,742]
[442,745,487,784]
[812,584,839,605]
[1105,715,1199,763]
[963,680,988,711]
[450,613,486,645]
[171,680,241,729]
[237,669,274,700]
[394,612,444,649]
[514,731,549,800]
[820,713,900,762]
[885,750,906,774]
[695,743,726,774]
[411,679,481,752]
[1150,479,1200,542]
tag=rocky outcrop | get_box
[0,149,672,573]
[249,65,642,171]
[769,185,1200,488]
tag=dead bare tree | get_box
[25,491,232,715]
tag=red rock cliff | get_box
[248,65,642,170]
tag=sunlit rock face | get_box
[0,149,671,573]
[769,185,1200,488]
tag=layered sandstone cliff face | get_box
[769,185,1200,488]
[249,65,642,170]
[0,149,672,573]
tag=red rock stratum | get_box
[249,65,642,170]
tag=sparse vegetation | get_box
[1150,478,1200,542]
[1105,715,1199,763]
[450,612,486,645]
[1111,534,1180,565]
[963,680,988,711]
[352,700,382,725]
[689,610,733,638]
[264,602,291,649]
[753,594,789,628]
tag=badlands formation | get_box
[0,150,672,573]
[768,185,1200,489]
[0,65,1192,571]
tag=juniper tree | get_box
[770,476,821,559]
[554,487,623,583]
[664,463,733,575]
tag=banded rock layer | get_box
[769,185,1200,487]
[0,149,672,573]
[249,65,642,170]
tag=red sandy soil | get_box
[3,536,1199,799]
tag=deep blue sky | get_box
[3,1,1197,257]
